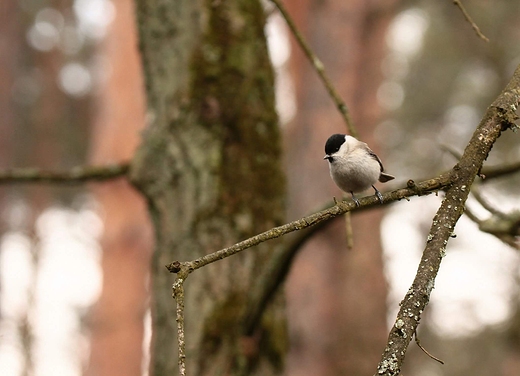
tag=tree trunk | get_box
[130,1,287,375]
[87,0,152,375]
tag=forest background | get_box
[1,0,520,375]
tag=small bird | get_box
[324,134,394,206]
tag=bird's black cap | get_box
[324,134,346,155]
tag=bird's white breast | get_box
[328,148,380,193]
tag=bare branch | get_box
[242,208,338,335]
[414,330,444,365]
[452,0,489,42]
[471,187,506,217]
[269,0,358,138]
[481,160,520,180]
[0,163,129,185]
[375,63,520,376]
[441,143,520,181]
[166,174,451,278]
[173,279,186,376]
[465,206,520,250]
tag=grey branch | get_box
[0,163,130,184]
[375,63,520,376]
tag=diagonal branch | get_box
[375,63,520,376]
[452,0,489,42]
[0,163,130,184]
[269,0,358,137]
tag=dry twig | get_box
[172,279,186,376]
[452,0,489,42]
[414,330,444,365]
[269,0,358,137]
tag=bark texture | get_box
[130,1,286,375]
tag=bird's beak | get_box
[323,155,329,160]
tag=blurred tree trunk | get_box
[284,1,400,375]
[130,1,287,375]
[0,1,18,173]
[86,0,152,375]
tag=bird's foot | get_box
[350,192,361,207]
[373,185,384,204]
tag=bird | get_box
[324,134,394,206]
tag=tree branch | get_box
[172,279,187,376]
[166,174,450,278]
[441,143,520,181]
[452,0,489,42]
[481,160,520,180]
[241,208,338,335]
[269,0,358,137]
[375,63,520,376]
[464,205,519,250]
[0,163,129,184]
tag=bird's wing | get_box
[367,148,384,172]
[367,147,395,182]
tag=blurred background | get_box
[1,0,520,375]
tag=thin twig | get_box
[0,163,130,184]
[173,279,186,376]
[376,63,520,376]
[464,206,519,250]
[481,161,520,180]
[471,187,506,218]
[414,330,444,365]
[269,0,358,137]
[441,143,520,181]
[345,211,354,249]
[452,0,489,42]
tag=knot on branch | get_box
[166,261,182,273]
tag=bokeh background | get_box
[1,0,520,375]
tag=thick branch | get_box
[0,163,129,184]
[375,64,520,376]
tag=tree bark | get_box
[131,1,287,375]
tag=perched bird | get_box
[324,134,394,206]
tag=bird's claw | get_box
[350,192,361,207]
[373,186,384,204]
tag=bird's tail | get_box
[379,173,395,183]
